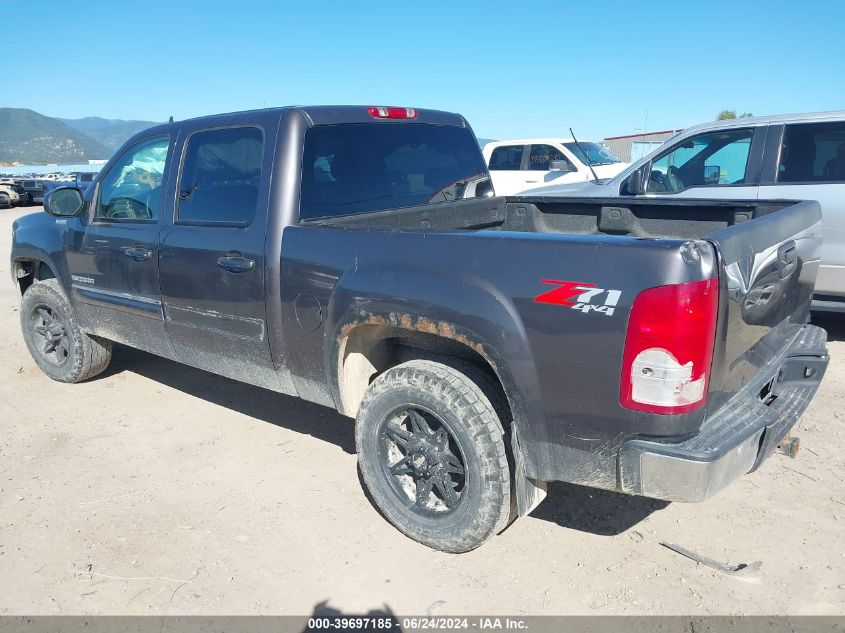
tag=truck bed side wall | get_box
[279,227,716,488]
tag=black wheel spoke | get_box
[443,452,465,475]
[33,326,48,336]
[407,410,431,436]
[433,472,460,508]
[414,477,433,508]
[389,455,414,476]
[384,422,413,449]
[36,308,51,324]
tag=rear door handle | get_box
[217,255,256,273]
[124,245,152,262]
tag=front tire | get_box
[355,360,511,552]
[20,279,112,383]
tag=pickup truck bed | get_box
[288,194,827,495]
[11,106,828,552]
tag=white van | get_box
[482,138,627,196]
[524,111,845,311]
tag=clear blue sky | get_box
[7,1,845,140]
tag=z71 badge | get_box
[533,280,621,316]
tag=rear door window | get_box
[300,123,490,220]
[488,145,525,171]
[778,121,845,183]
[177,126,264,226]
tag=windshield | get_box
[300,123,490,220]
[563,142,621,166]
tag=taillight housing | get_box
[620,279,718,415]
[367,106,418,119]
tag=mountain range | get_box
[0,108,158,164]
[1,107,495,165]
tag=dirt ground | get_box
[0,205,843,616]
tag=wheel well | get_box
[13,259,56,295]
[337,323,510,421]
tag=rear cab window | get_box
[299,123,490,220]
[778,121,845,183]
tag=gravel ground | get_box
[0,206,843,616]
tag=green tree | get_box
[717,109,753,120]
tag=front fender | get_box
[11,212,70,293]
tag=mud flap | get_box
[511,424,547,516]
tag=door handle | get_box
[124,244,152,262]
[217,255,256,273]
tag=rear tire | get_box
[355,359,511,553]
[0,193,9,208]
[20,279,112,383]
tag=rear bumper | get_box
[619,325,828,502]
[811,295,845,314]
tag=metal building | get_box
[602,129,683,162]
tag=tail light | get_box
[367,106,418,119]
[620,278,718,414]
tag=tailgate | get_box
[705,200,823,412]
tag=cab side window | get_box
[488,145,524,171]
[647,129,753,193]
[528,144,570,171]
[778,122,845,183]
[177,126,264,225]
[95,137,169,221]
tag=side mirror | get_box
[549,160,575,173]
[704,165,721,185]
[475,178,495,198]
[44,187,84,217]
[625,167,647,195]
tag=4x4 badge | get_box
[534,280,621,316]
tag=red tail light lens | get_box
[620,279,718,415]
[367,106,418,119]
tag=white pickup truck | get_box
[482,138,627,195]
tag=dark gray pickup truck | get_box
[11,105,829,552]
